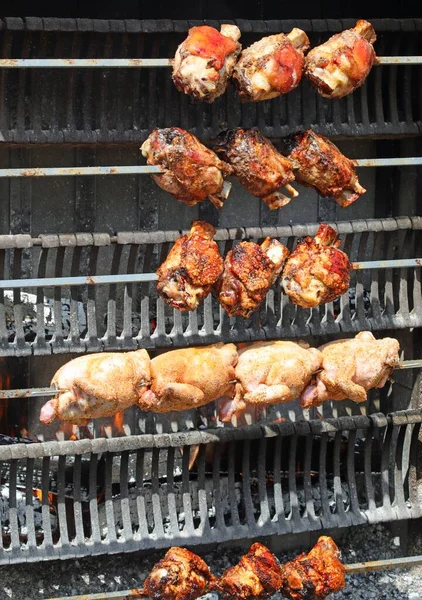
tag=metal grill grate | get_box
[0,18,421,143]
[0,409,420,564]
[0,216,420,356]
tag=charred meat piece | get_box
[305,20,377,98]
[215,128,297,209]
[280,536,346,599]
[214,542,283,599]
[233,28,310,102]
[219,341,322,422]
[301,331,400,407]
[172,24,241,103]
[281,130,366,207]
[141,127,232,208]
[139,343,238,413]
[141,547,216,600]
[281,224,351,308]
[40,350,151,425]
[217,238,289,319]
[157,221,223,311]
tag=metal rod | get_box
[2,360,422,400]
[355,157,422,167]
[345,554,422,573]
[0,57,420,69]
[352,258,422,270]
[46,591,144,600]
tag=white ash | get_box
[0,484,58,539]
[0,523,421,599]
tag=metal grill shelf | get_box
[0,216,420,357]
[0,17,421,142]
[0,409,420,564]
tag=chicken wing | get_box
[280,130,366,207]
[215,543,283,599]
[301,331,400,407]
[233,28,310,102]
[219,341,323,422]
[281,223,351,308]
[141,547,216,600]
[217,237,290,319]
[172,24,241,103]
[157,221,223,311]
[39,350,151,425]
[280,536,346,599]
[141,127,232,208]
[305,20,377,99]
[139,343,238,413]
[215,128,297,209]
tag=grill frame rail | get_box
[0,409,420,564]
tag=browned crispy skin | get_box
[305,20,376,99]
[215,542,283,599]
[141,127,233,208]
[280,536,346,599]
[281,224,351,308]
[281,130,366,207]
[215,129,297,209]
[217,237,290,318]
[156,221,224,311]
[141,547,216,600]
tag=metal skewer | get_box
[1,359,421,399]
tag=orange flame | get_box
[113,411,125,434]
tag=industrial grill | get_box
[0,12,421,569]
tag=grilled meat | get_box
[141,547,216,600]
[139,343,237,413]
[219,341,322,422]
[141,127,232,208]
[233,28,310,102]
[280,536,346,599]
[281,130,366,207]
[215,542,283,599]
[281,224,351,308]
[215,128,297,209]
[157,221,223,311]
[40,350,151,425]
[172,24,241,103]
[217,238,289,319]
[301,331,400,407]
[305,20,377,98]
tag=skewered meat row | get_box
[40,334,400,424]
[143,127,366,211]
[141,537,345,599]
[172,21,376,103]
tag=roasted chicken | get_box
[233,28,310,102]
[217,238,289,319]
[139,343,237,413]
[281,224,351,308]
[219,341,323,422]
[141,547,216,600]
[305,20,377,99]
[39,350,151,425]
[214,542,283,599]
[215,128,297,209]
[156,221,223,311]
[281,130,366,207]
[172,24,241,103]
[301,331,400,407]
[141,127,232,208]
[280,536,346,599]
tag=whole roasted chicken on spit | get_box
[281,224,351,308]
[172,24,241,103]
[301,331,400,407]
[141,127,232,208]
[216,237,290,319]
[305,20,377,99]
[156,221,223,311]
[215,128,298,209]
[281,130,366,207]
[233,28,310,102]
